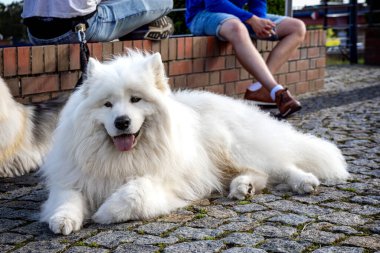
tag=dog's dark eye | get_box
[104,101,113,108]
[130,96,141,103]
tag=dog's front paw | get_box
[92,206,114,224]
[93,202,129,224]
[228,175,256,200]
[49,213,82,235]
[291,173,320,194]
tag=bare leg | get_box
[219,19,278,91]
[266,18,306,74]
[220,18,303,117]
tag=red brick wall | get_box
[0,30,326,103]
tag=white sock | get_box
[270,85,284,101]
[247,82,262,91]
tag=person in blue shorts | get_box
[186,0,306,118]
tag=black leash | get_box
[74,23,90,89]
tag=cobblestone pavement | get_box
[1,65,379,253]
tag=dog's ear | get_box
[86,57,101,78]
[148,53,170,94]
[81,57,101,96]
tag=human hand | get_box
[246,15,276,39]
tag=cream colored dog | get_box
[41,51,349,235]
[0,78,65,177]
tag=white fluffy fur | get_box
[0,78,48,177]
[41,51,349,235]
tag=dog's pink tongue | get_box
[113,135,135,151]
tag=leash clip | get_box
[75,23,87,43]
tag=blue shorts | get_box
[188,11,287,41]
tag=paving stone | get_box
[253,225,297,238]
[346,173,370,182]
[251,194,281,203]
[13,240,68,253]
[342,235,380,250]
[326,225,359,235]
[163,240,225,253]
[0,232,33,244]
[85,231,138,248]
[193,199,212,206]
[228,214,256,223]
[368,178,380,187]
[211,197,237,206]
[64,246,109,253]
[299,229,345,244]
[345,205,380,216]
[321,201,380,215]
[204,205,238,219]
[114,244,159,253]
[290,189,354,204]
[260,238,306,253]
[351,159,379,169]
[18,188,48,202]
[133,235,179,245]
[290,195,333,204]
[0,207,37,220]
[55,228,97,244]
[157,209,194,223]
[321,201,362,211]
[222,247,267,253]
[136,222,178,236]
[171,226,224,240]
[12,221,51,236]
[250,210,283,221]
[361,220,380,234]
[265,200,332,217]
[0,244,14,252]
[0,219,26,232]
[233,203,267,213]
[361,170,380,178]
[222,232,265,246]
[317,211,369,226]
[186,216,225,228]
[312,246,365,253]
[337,183,373,194]
[4,200,42,210]
[87,220,142,231]
[218,221,256,232]
[268,213,313,226]
[0,185,42,200]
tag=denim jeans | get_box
[188,10,286,41]
[27,0,173,45]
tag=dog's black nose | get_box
[114,116,131,130]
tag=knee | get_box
[293,19,307,42]
[220,19,249,42]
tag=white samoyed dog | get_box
[41,50,349,235]
[0,78,65,177]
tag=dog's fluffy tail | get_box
[295,134,349,183]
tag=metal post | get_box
[285,0,293,17]
[349,0,358,64]
[368,0,373,27]
[323,0,328,30]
